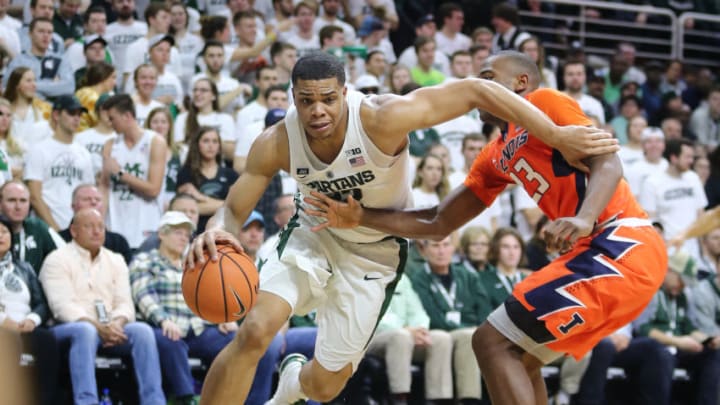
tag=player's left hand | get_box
[553,126,619,172]
[543,216,594,252]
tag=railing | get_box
[517,0,720,68]
[677,12,720,67]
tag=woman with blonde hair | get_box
[518,36,557,89]
[0,97,26,179]
[459,226,493,273]
[389,64,413,95]
[75,61,117,132]
[2,67,51,144]
[412,153,450,209]
[146,106,185,206]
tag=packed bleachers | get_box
[2,0,720,403]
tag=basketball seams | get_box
[219,252,229,323]
[223,253,257,312]
[193,258,212,320]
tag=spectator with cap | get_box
[434,2,471,56]
[64,7,113,76]
[625,126,668,198]
[358,15,397,65]
[125,34,184,109]
[0,181,65,275]
[3,17,75,101]
[52,0,84,48]
[410,36,445,87]
[73,34,110,87]
[354,74,381,95]
[137,193,200,253]
[24,95,94,231]
[398,14,451,77]
[58,184,132,263]
[122,3,182,92]
[40,208,166,405]
[634,250,720,405]
[130,210,235,405]
[491,2,531,53]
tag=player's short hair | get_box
[103,94,136,118]
[490,50,541,89]
[291,51,345,86]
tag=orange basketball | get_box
[182,245,259,324]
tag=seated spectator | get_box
[411,153,450,209]
[257,193,296,261]
[4,17,74,101]
[137,193,200,253]
[0,98,18,182]
[367,273,453,404]
[0,214,59,405]
[0,180,65,274]
[479,227,527,309]
[176,127,238,233]
[39,208,165,405]
[574,323,674,405]
[609,95,642,145]
[459,226,493,273]
[75,61,117,132]
[388,64,413,95]
[24,95,95,231]
[3,67,52,144]
[130,211,235,405]
[689,85,720,149]
[634,253,720,405]
[408,237,492,404]
[58,184,132,263]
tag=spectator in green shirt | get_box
[411,36,445,87]
[408,236,492,404]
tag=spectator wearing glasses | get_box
[354,74,380,95]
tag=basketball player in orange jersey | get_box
[186,52,618,405]
[305,51,668,405]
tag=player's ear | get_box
[515,73,529,94]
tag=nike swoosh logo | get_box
[364,275,381,281]
[230,286,247,318]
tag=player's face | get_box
[293,78,347,141]
[0,184,30,223]
[467,234,489,262]
[479,58,520,125]
[423,237,455,270]
[497,234,522,269]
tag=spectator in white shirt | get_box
[562,60,606,125]
[282,1,320,57]
[434,2,471,56]
[191,40,252,115]
[313,0,356,45]
[130,64,164,127]
[105,0,148,83]
[491,2,531,53]
[270,41,298,89]
[234,66,279,142]
[398,14,451,77]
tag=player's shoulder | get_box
[527,87,575,106]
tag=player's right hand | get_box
[185,229,244,270]
[304,191,363,231]
[553,126,619,172]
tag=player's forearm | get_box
[360,206,450,240]
[576,153,623,224]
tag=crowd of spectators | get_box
[1,0,720,403]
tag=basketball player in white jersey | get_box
[187,52,618,405]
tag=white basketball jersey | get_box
[107,130,163,248]
[285,90,412,243]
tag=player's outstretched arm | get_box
[368,79,617,169]
[304,185,486,240]
[186,127,284,269]
[543,152,623,252]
